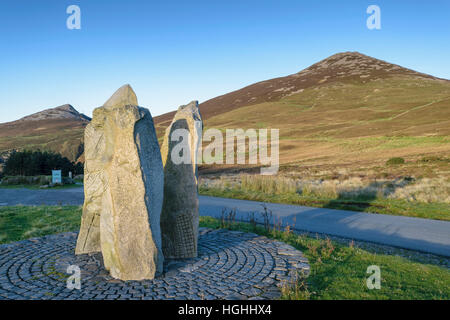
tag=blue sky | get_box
[0,0,449,122]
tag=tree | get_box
[3,150,83,176]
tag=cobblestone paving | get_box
[0,228,309,300]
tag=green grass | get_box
[0,206,82,244]
[199,216,450,300]
[199,187,450,221]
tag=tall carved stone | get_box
[75,84,164,280]
[160,101,202,259]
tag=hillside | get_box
[154,52,450,178]
[154,52,445,126]
[1,51,450,178]
[0,104,89,163]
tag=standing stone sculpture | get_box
[160,101,202,259]
[75,84,164,280]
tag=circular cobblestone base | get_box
[0,228,309,300]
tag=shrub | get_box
[0,175,51,185]
[386,157,405,165]
[73,174,84,182]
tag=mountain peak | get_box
[18,104,90,122]
[321,51,367,60]
[296,51,433,80]
[54,104,78,113]
[182,51,445,121]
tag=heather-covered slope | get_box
[0,105,89,162]
[154,52,450,175]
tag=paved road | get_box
[200,196,450,257]
[0,187,84,206]
[1,187,449,257]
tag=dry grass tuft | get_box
[199,174,450,204]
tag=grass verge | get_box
[199,187,450,221]
[200,216,450,299]
[0,206,82,243]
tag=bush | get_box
[386,157,405,165]
[0,175,75,186]
[0,175,51,185]
[73,174,84,182]
[62,177,75,185]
